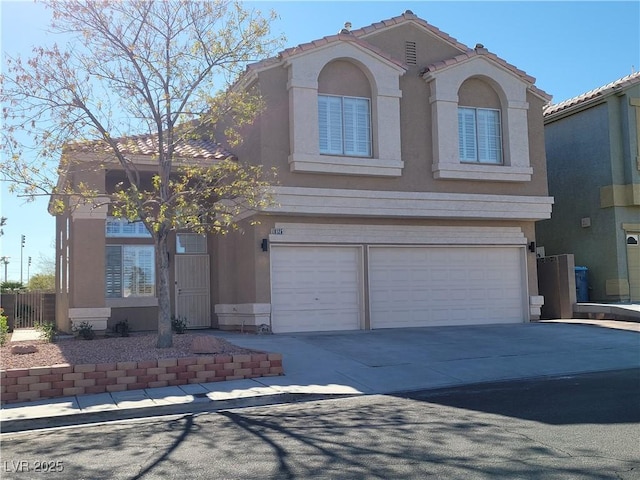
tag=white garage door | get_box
[270,245,362,333]
[369,246,525,328]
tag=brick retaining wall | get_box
[0,353,283,404]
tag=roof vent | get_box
[474,43,488,54]
[405,10,414,15]
[339,21,352,34]
[405,41,417,65]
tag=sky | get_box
[0,0,639,282]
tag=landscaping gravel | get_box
[0,332,259,370]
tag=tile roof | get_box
[244,10,548,99]
[421,46,550,101]
[67,134,235,160]
[544,71,640,116]
[422,46,534,83]
[245,10,466,75]
[351,10,468,52]
[278,33,407,70]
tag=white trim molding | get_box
[529,295,545,317]
[106,297,158,308]
[269,223,528,246]
[68,307,111,332]
[433,163,533,182]
[288,153,404,177]
[215,303,271,330]
[264,187,554,221]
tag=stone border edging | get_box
[0,352,283,404]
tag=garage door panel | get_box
[370,246,525,328]
[271,246,361,333]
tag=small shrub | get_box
[35,322,57,343]
[114,319,130,337]
[171,315,188,334]
[0,308,9,346]
[73,321,95,340]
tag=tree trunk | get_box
[155,233,173,348]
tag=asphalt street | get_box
[1,368,638,480]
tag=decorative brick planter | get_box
[0,353,283,405]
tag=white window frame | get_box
[106,217,151,238]
[106,245,155,298]
[318,95,371,157]
[458,107,503,164]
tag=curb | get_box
[0,392,361,434]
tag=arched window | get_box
[424,56,536,182]
[457,78,503,164]
[318,61,372,157]
[285,41,405,176]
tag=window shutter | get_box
[122,246,155,297]
[355,98,371,156]
[476,109,502,164]
[342,97,371,157]
[318,96,330,153]
[487,109,502,163]
[319,95,343,155]
[105,246,122,298]
[328,96,343,154]
[343,98,356,155]
[476,109,489,162]
[458,108,477,162]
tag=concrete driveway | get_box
[2,320,638,433]
[215,321,640,395]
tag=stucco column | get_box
[505,100,531,168]
[429,88,460,170]
[68,195,110,331]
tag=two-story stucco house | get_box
[537,72,640,303]
[51,11,553,334]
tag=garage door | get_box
[270,245,362,333]
[369,246,525,328]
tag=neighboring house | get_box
[51,11,553,334]
[537,72,640,303]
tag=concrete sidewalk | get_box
[2,320,639,433]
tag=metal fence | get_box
[1,291,56,329]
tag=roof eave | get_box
[422,49,551,102]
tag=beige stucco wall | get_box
[108,306,158,331]
[69,218,106,308]
[220,215,541,309]
[59,20,550,330]
[213,223,261,306]
[362,23,462,72]
[318,60,372,97]
[234,23,549,199]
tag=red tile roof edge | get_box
[351,11,469,53]
[248,32,407,73]
[422,48,535,86]
[246,10,467,74]
[65,133,235,160]
[544,71,640,116]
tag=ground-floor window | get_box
[105,245,155,298]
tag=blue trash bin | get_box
[575,266,589,302]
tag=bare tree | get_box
[1,0,282,347]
